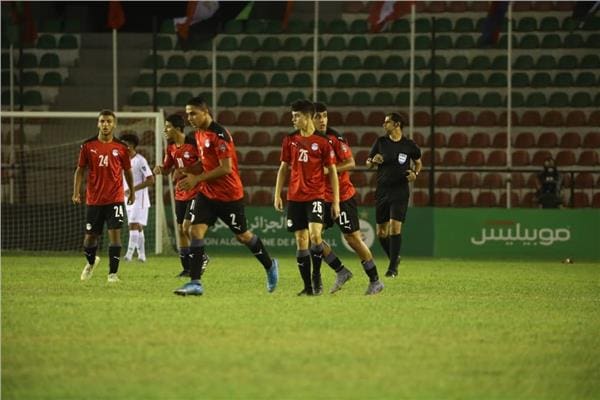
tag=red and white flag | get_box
[368,1,413,33]
[174,0,220,39]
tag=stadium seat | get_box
[548,92,570,107]
[455,35,475,49]
[363,55,383,70]
[571,192,590,208]
[476,192,498,207]
[217,110,236,125]
[240,169,258,186]
[536,55,557,69]
[470,132,491,148]
[512,150,530,166]
[155,91,172,107]
[454,111,475,126]
[589,111,600,126]
[262,37,281,52]
[327,111,344,126]
[483,173,504,189]
[553,73,574,88]
[453,191,474,207]
[342,55,362,70]
[351,92,372,107]
[475,111,497,127]
[447,132,468,148]
[434,112,453,126]
[348,36,368,50]
[531,73,552,88]
[571,92,593,108]
[434,191,452,207]
[565,110,586,127]
[555,150,577,166]
[251,190,274,206]
[515,132,535,148]
[158,72,179,87]
[492,132,508,148]
[257,111,278,127]
[350,171,368,187]
[174,91,193,106]
[232,55,252,70]
[426,132,447,148]
[442,150,463,166]
[243,150,265,165]
[574,173,594,189]
[155,35,172,50]
[436,172,457,189]
[345,111,366,126]
[166,55,186,69]
[581,54,600,68]
[578,150,599,166]
[421,150,441,166]
[412,191,429,207]
[181,73,201,87]
[39,53,59,68]
[458,172,481,189]
[464,73,486,87]
[218,91,238,107]
[41,71,62,86]
[413,111,431,127]
[360,131,379,147]
[442,73,463,88]
[234,131,250,146]
[374,92,394,106]
[276,56,296,70]
[465,150,485,167]
[511,73,529,87]
[542,111,564,127]
[438,92,458,106]
[558,55,578,69]
[250,131,271,147]
[344,131,359,146]
[541,34,562,48]
[532,150,553,166]
[225,72,245,87]
[239,36,260,51]
[520,111,542,127]
[247,73,268,88]
[500,192,520,207]
[537,132,558,148]
[487,150,507,166]
[564,33,585,48]
[510,172,526,189]
[263,92,284,107]
[525,92,547,107]
[237,111,258,126]
[130,91,150,106]
[560,132,582,148]
[460,92,480,107]
[582,132,600,148]
[357,73,378,88]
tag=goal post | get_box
[0,110,170,254]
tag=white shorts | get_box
[126,205,149,226]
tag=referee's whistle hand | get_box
[405,170,416,182]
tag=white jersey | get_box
[124,153,153,209]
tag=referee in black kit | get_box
[366,112,422,278]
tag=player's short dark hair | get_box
[120,133,139,148]
[291,99,315,115]
[386,112,406,129]
[98,109,116,120]
[314,102,328,113]
[166,114,185,131]
[186,96,208,109]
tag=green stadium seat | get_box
[225,72,245,87]
[415,36,431,50]
[429,55,447,70]
[415,18,431,33]
[384,55,404,69]
[328,19,348,34]
[539,16,560,31]
[218,91,238,107]
[586,33,600,48]
[41,71,62,86]
[373,92,394,106]
[305,37,325,51]
[37,34,57,49]
[514,55,534,69]
[270,73,289,87]
[263,91,284,106]
[136,73,154,87]
[174,91,193,106]
[18,53,37,68]
[517,17,537,31]
[391,19,409,32]
[167,55,186,69]
[583,16,600,30]
[553,72,574,87]
[317,73,335,87]
[548,92,570,107]
[454,18,475,32]
[470,55,491,69]
[396,92,410,106]
[434,18,453,33]
[199,92,213,104]
[21,71,39,86]
[519,34,539,49]
[216,56,230,69]
[262,37,281,51]
[319,56,339,70]
[155,35,172,50]
[575,72,596,86]
[39,53,60,68]
[348,36,368,50]
[379,73,399,86]
[286,20,310,34]
[239,36,260,51]
[488,72,507,87]
[389,36,409,50]
[442,73,463,88]
[536,55,557,69]
[363,55,383,69]
[144,54,164,69]
[159,72,179,87]
[460,92,481,107]
[571,92,593,107]
[564,34,584,48]
[434,35,452,49]
[512,73,529,87]
[276,56,296,70]
[369,36,388,50]
[351,91,371,106]
[357,73,377,87]
[247,72,268,87]
[223,19,244,34]
[525,92,547,107]
[282,37,303,51]
[531,73,552,88]
[285,91,304,104]
[541,34,562,48]
[217,36,237,51]
[464,73,485,87]
[330,91,350,106]
[181,73,201,87]
[414,56,427,69]
[342,55,362,69]
[438,92,458,106]
[350,19,368,34]
[561,17,579,31]
[298,56,314,70]
[455,35,476,49]
[203,73,223,86]
[448,55,468,69]
[232,55,252,70]
[240,92,261,107]
[580,54,600,68]
[58,34,78,49]
[189,55,209,69]
[156,91,172,107]
[325,36,346,51]
[422,72,442,87]
[557,55,578,69]
[255,56,274,70]
[416,92,432,106]
[336,73,356,88]
[292,73,311,87]
[511,92,525,107]
[482,92,504,107]
[491,55,507,69]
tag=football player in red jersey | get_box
[153,114,209,278]
[274,99,340,296]
[313,102,384,295]
[72,110,135,283]
[173,97,279,296]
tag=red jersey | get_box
[164,133,203,201]
[78,136,131,205]
[324,128,356,203]
[281,131,335,202]
[194,121,244,202]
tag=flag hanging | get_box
[175,0,220,40]
[480,1,509,46]
[107,1,125,30]
[368,1,413,33]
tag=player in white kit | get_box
[120,133,155,262]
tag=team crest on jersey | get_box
[398,153,408,164]
[341,144,348,153]
[204,139,210,148]
[112,149,119,157]
[311,143,318,151]
[287,219,293,227]
[219,143,226,152]
[183,151,190,159]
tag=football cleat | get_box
[80,256,100,281]
[365,280,384,295]
[266,259,279,293]
[297,288,314,296]
[329,267,353,294]
[107,273,121,283]
[173,281,204,296]
[385,268,398,278]
[312,273,323,295]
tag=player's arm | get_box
[328,164,340,219]
[335,156,355,173]
[133,175,155,192]
[274,161,289,211]
[178,158,231,190]
[72,166,84,204]
[366,141,383,168]
[153,164,173,175]
[123,168,136,205]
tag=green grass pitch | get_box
[2,253,599,399]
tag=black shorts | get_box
[376,195,409,224]
[323,196,360,234]
[188,192,248,234]
[85,203,125,234]
[286,200,324,232]
[175,199,193,225]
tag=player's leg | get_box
[124,204,138,260]
[81,205,103,280]
[386,198,408,277]
[136,206,149,262]
[106,203,126,281]
[174,200,192,276]
[343,232,383,295]
[307,200,326,295]
[287,201,312,295]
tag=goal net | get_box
[0,110,172,254]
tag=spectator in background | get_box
[120,133,155,263]
[536,157,562,208]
